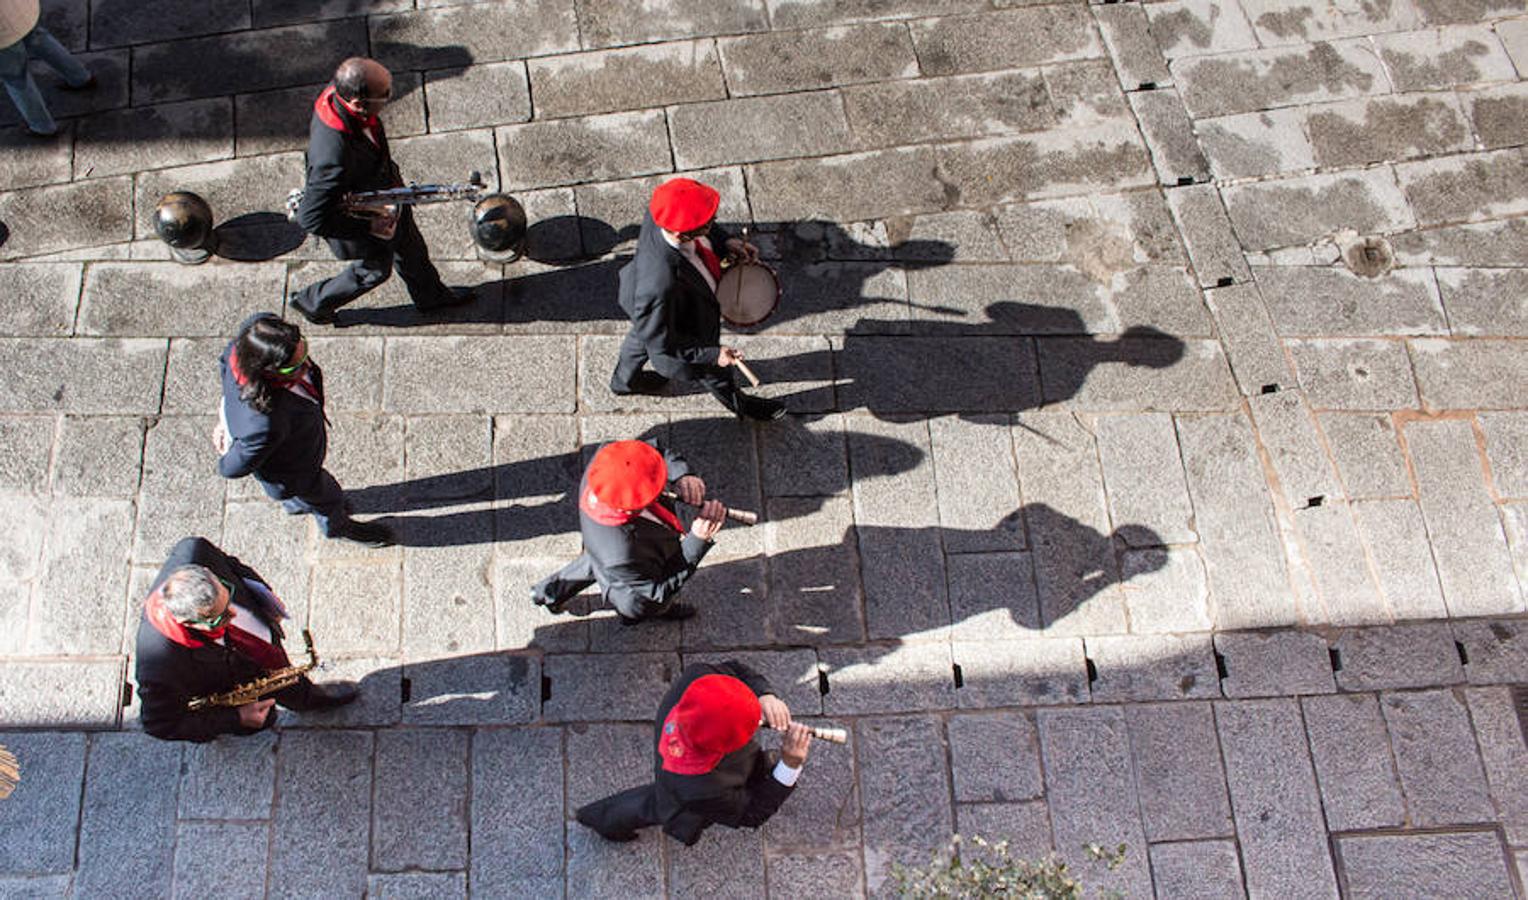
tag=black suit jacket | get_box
[617,212,734,381]
[134,537,294,743]
[652,662,794,845]
[295,89,403,260]
[216,315,328,493]
[580,441,712,619]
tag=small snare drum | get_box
[716,261,780,329]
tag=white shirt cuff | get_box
[772,760,802,787]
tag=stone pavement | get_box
[1,0,1527,896]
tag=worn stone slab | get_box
[668,824,765,899]
[928,415,1023,551]
[173,821,266,900]
[0,659,123,728]
[0,418,52,501]
[383,336,574,413]
[1129,89,1210,185]
[250,0,411,27]
[1149,840,1248,900]
[1504,503,1528,608]
[935,121,1154,208]
[1336,831,1516,900]
[1455,619,1528,685]
[1172,39,1389,118]
[1392,217,1528,267]
[818,210,1005,264]
[490,415,581,562]
[1165,186,1253,290]
[857,716,954,891]
[158,337,222,416]
[1436,267,1528,337]
[372,729,468,871]
[1045,58,1133,128]
[530,41,723,121]
[422,61,531,132]
[402,541,493,656]
[1287,339,1419,410]
[234,75,424,157]
[947,552,1041,640]
[1375,24,1518,91]
[1146,0,1260,59]
[79,262,284,337]
[1204,286,1291,396]
[1011,412,1127,635]
[370,1,579,69]
[946,711,1043,803]
[1037,337,1238,411]
[1466,77,1528,150]
[1177,412,1297,628]
[49,415,141,499]
[1406,418,1525,615]
[1250,390,1344,508]
[402,653,539,726]
[1381,688,1496,825]
[0,732,85,874]
[496,110,671,191]
[1411,338,1526,411]
[954,800,1054,863]
[766,853,864,899]
[848,70,1056,151]
[1108,265,1214,336]
[909,6,1101,76]
[0,127,72,192]
[747,146,946,222]
[719,22,917,98]
[846,415,934,527]
[1397,147,1528,226]
[270,730,372,899]
[1332,622,1464,690]
[1308,93,1473,169]
[1086,634,1221,702]
[1222,168,1415,252]
[671,92,854,171]
[1094,2,1171,89]
[566,824,664,898]
[543,653,679,721]
[1301,693,1406,831]
[839,335,1040,414]
[1465,685,1528,840]
[177,731,276,820]
[364,873,465,900]
[0,176,133,260]
[133,19,366,104]
[1036,707,1153,898]
[1319,413,1410,498]
[767,0,986,29]
[0,265,78,338]
[89,0,247,45]
[470,727,562,895]
[33,497,132,653]
[821,642,956,715]
[75,734,180,900]
[1503,16,1528,66]
[133,153,306,242]
[856,527,950,642]
[1120,546,1214,633]
[563,722,662,889]
[1197,107,1317,180]
[1096,413,1197,545]
[952,638,1089,708]
[1353,499,1450,620]
[906,263,1115,335]
[577,0,766,49]
[1215,629,1336,697]
[1216,699,1339,899]
[1127,702,1234,842]
[74,98,234,180]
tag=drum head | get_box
[716,262,780,328]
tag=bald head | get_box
[333,57,392,105]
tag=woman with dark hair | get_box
[213,313,393,546]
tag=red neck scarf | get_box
[580,487,685,534]
[693,240,722,283]
[315,85,379,133]
[144,587,289,670]
[228,347,321,402]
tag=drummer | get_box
[609,178,786,422]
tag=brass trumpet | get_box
[186,630,320,710]
[284,172,486,222]
[660,490,758,526]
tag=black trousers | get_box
[533,553,659,620]
[577,784,662,838]
[257,468,349,537]
[293,211,447,318]
[612,331,744,412]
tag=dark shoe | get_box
[61,75,98,91]
[291,299,336,326]
[575,805,638,842]
[736,395,786,422]
[418,285,476,311]
[332,519,395,548]
[531,589,570,615]
[620,603,697,626]
[25,124,59,138]
[304,680,359,709]
[610,371,670,396]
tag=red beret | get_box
[649,178,720,233]
[586,440,667,512]
[660,674,761,775]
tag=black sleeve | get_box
[659,442,692,485]
[136,680,254,743]
[603,534,714,611]
[628,284,718,379]
[297,131,371,242]
[702,660,774,698]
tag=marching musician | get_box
[611,177,785,422]
[289,56,473,324]
[531,439,724,625]
[575,660,813,844]
[135,537,358,742]
[214,313,395,547]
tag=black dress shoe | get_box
[333,519,396,548]
[575,805,638,842]
[61,75,98,91]
[619,603,696,626]
[304,680,359,708]
[531,589,570,615]
[736,395,786,422]
[291,300,336,326]
[610,371,670,396]
[418,286,476,311]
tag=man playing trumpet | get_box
[531,439,727,625]
[576,660,815,845]
[289,56,472,325]
[134,537,358,742]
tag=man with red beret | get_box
[575,660,814,845]
[610,177,786,421]
[531,439,726,624]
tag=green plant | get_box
[890,835,1127,899]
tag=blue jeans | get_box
[0,26,90,135]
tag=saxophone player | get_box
[288,56,473,325]
[134,537,357,742]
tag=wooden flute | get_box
[760,721,848,744]
[660,491,759,526]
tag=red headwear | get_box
[659,675,761,775]
[649,178,720,233]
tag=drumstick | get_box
[734,358,762,388]
[660,491,758,526]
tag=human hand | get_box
[369,206,399,240]
[780,722,813,767]
[717,346,742,368]
[724,237,760,263]
[689,499,726,541]
[759,694,792,731]
[673,475,706,506]
[212,422,230,455]
[237,698,275,729]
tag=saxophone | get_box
[186,630,320,710]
